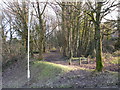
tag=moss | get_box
[96,58,104,72]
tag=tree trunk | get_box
[95,2,103,72]
[115,7,120,50]
[62,3,67,57]
[37,2,44,60]
[95,26,103,71]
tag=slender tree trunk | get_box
[36,2,45,60]
[62,2,67,57]
[115,4,120,50]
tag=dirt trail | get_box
[43,50,119,72]
[44,50,68,65]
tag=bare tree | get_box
[86,0,119,71]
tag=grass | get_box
[72,57,87,60]
[51,47,57,51]
[57,84,73,88]
[30,61,94,87]
[30,61,94,88]
[110,57,120,64]
[102,51,120,65]
[29,61,118,88]
[31,61,74,81]
[33,61,73,70]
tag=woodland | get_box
[1,0,120,88]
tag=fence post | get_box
[87,56,90,64]
[69,58,72,65]
[79,57,81,65]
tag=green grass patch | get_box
[31,61,74,81]
[72,57,87,60]
[30,61,118,88]
[30,61,94,88]
[110,57,120,64]
[51,47,56,50]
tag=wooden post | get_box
[87,56,90,64]
[79,57,81,65]
[69,58,72,65]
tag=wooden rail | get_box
[69,57,90,65]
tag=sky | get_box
[0,0,118,20]
[0,0,119,40]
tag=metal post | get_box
[27,1,31,82]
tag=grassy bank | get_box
[29,61,118,88]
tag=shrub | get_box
[113,51,120,57]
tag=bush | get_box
[2,41,26,70]
[113,51,120,57]
[102,53,113,60]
